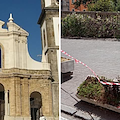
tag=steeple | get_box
[8,13,14,22]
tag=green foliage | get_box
[73,0,120,12]
[77,76,105,101]
[88,0,115,12]
[62,14,80,37]
[73,0,91,9]
[62,13,120,38]
[116,1,120,11]
[77,76,120,106]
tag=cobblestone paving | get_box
[61,38,120,120]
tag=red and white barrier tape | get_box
[61,50,120,86]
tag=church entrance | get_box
[30,92,42,120]
[0,84,5,120]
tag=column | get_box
[4,91,8,116]
[8,90,10,115]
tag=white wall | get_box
[57,50,59,77]
[53,17,59,46]
[45,0,51,7]
[41,21,48,62]
[0,20,50,70]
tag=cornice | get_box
[38,6,59,25]
[0,31,28,37]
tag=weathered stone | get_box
[0,8,56,120]
[61,60,74,73]
[38,0,59,119]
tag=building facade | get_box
[69,0,87,11]
[0,13,55,120]
[38,0,59,119]
[61,0,69,11]
[64,0,87,12]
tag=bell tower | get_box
[41,0,59,8]
[38,0,59,119]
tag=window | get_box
[43,29,46,47]
[0,44,4,69]
[72,9,75,12]
[72,0,74,4]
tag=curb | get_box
[61,104,92,120]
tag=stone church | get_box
[0,0,59,120]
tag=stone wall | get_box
[0,68,54,120]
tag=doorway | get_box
[30,92,42,120]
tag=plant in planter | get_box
[77,76,120,107]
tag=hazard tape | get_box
[61,50,120,86]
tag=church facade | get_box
[0,0,59,120]
[0,4,59,120]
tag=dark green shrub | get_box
[88,0,115,12]
[62,14,81,37]
[62,13,120,38]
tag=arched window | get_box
[43,29,46,47]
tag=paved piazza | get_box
[61,38,120,120]
[62,38,120,80]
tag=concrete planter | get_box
[76,94,120,113]
[61,58,74,73]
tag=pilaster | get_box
[21,78,30,117]
[5,91,8,116]
[15,78,21,116]
[9,80,16,116]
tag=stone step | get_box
[61,104,77,115]
[75,110,92,120]
[61,117,70,120]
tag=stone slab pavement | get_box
[61,38,120,120]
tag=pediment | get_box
[14,23,29,35]
[7,22,29,36]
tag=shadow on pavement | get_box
[61,72,73,83]
[74,101,120,120]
